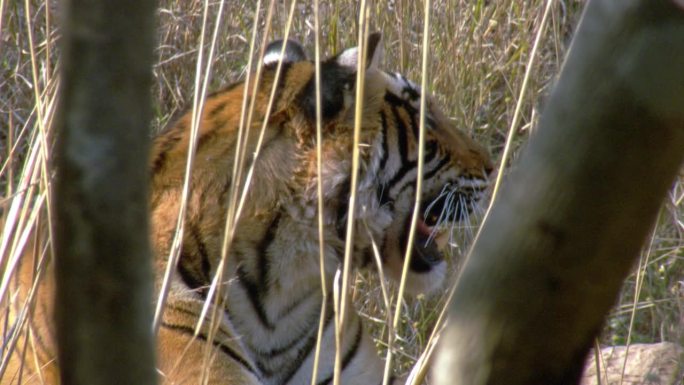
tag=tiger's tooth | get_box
[434,229,449,250]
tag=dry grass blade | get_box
[334,4,369,384]
[482,0,554,220]
[617,217,659,385]
[1,1,58,376]
[0,246,50,383]
[152,0,216,333]
[383,1,431,384]
[310,0,328,383]
[201,1,299,377]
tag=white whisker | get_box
[425,188,454,245]
[423,185,450,219]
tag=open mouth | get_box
[408,216,444,272]
[403,189,479,273]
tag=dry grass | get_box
[1,0,683,383]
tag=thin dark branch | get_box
[53,0,157,384]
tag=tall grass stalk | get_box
[335,4,369,384]
[310,0,329,383]
[383,1,431,384]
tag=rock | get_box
[581,342,683,385]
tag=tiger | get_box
[1,33,491,385]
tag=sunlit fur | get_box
[2,221,60,385]
[2,34,491,385]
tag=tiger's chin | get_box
[382,217,448,296]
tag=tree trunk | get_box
[53,0,157,384]
[435,0,684,384]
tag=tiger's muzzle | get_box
[404,180,488,272]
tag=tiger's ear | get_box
[335,32,383,70]
[295,33,384,124]
[263,39,308,67]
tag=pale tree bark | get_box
[53,0,157,384]
[435,0,684,384]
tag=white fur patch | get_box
[337,47,359,68]
[381,71,423,109]
[263,51,285,66]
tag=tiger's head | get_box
[254,34,491,294]
[373,68,493,294]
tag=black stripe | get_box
[232,211,281,329]
[196,123,220,151]
[378,109,389,172]
[165,303,202,318]
[253,325,310,360]
[207,100,228,120]
[385,160,417,194]
[278,296,336,384]
[393,105,409,163]
[245,289,322,361]
[423,154,451,181]
[335,180,351,240]
[316,319,363,385]
[385,153,441,199]
[177,225,211,297]
[151,126,184,174]
[165,302,240,342]
[384,92,416,115]
[424,140,438,164]
[176,252,206,294]
[151,151,167,175]
[234,212,282,326]
[401,78,420,102]
[408,106,419,141]
[257,213,281,290]
[381,102,419,193]
[160,322,258,376]
[251,299,322,365]
[236,264,276,331]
